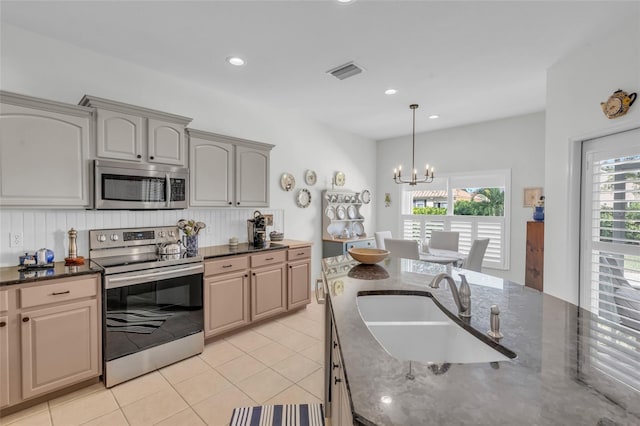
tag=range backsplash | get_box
[0,208,284,267]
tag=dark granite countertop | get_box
[324,256,640,426]
[0,261,102,286]
[198,242,289,259]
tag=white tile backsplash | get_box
[1,208,284,267]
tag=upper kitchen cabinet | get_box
[188,129,274,208]
[0,91,92,208]
[79,95,192,166]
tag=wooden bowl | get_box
[348,248,390,264]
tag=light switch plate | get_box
[10,232,23,247]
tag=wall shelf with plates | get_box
[322,189,374,258]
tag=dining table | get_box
[419,247,466,265]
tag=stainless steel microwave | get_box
[94,160,188,210]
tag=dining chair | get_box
[375,231,393,250]
[429,231,460,251]
[463,238,490,272]
[384,238,420,260]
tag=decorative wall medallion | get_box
[601,89,637,119]
[296,188,311,208]
[334,171,346,186]
[304,170,317,186]
[280,173,296,191]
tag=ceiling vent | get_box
[327,61,364,80]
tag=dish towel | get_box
[229,403,324,426]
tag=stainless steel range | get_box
[89,226,204,388]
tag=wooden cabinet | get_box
[525,221,544,291]
[80,95,192,166]
[188,129,274,208]
[322,189,373,258]
[251,251,287,321]
[0,290,8,408]
[287,247,311,310]
[323,238,375,258]
[204,255,251,338]
[0,91,92,208]
[20,299,99,399]
[328,320,353,426]
[0,275,101,408]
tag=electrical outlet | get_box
[10,232,23,248]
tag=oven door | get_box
[103,263,203,362]
[94,159,188,210]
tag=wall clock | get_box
[601,89,637,119]
[334,171,346,186]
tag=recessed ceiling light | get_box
[385,89,397,95]
[429,114,439,119]
[337,0,355,3]
[380,396,392,404]
[226,56,245,66]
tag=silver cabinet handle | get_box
[315,277,326,304]
[165,174,171,207]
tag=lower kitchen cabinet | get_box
[287,246,311,310]
[329,320,353,426]
[0,274,101,409]
[0,293,8,408]
[251,264,287,322]
[204,272,251,338]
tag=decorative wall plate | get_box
[325,205,336,220]
[305,170,317,186]
[361,189,371,204]
[353,222,364,237]
[296,188,311,208]
[334,171,346,186]
[336,205,346,220]
[280,173,296,191]
[347,205,357,219]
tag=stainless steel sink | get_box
[357,293,516,364]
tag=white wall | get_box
[376,112,545,284]
[544,13,640,304]
[0,24,378,278]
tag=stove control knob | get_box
[159,231,165,238]
[110,234,119,242]
[168,230,175,238]
[97,234,107,242]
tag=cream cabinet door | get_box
[288,260,311,310]
[0,103,91,207]
[251,265,286,321]
[190,136,234,206]
[0,314,8,408]
[204,273,250,337]
[235,145,269,207]
[20,299,99,399]
[148,118,186,166]
[96,109,143,161]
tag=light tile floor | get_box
[0,301,326,426]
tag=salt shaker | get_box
[68,228,78,259]
[487,304,503,339]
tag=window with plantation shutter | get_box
[579,128,640,396]
[401,169,510,270]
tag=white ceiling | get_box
[1,1,637,140]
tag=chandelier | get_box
[393,104,434,186]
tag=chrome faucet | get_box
[429,273,471,318]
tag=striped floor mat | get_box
[229,403,324,426]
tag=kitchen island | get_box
[323,256,639,425]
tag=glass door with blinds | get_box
[579,127,640,397]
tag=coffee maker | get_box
[247,210,267,248]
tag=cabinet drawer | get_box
[20,276,98,309]
[0,291,7,312]
[251,250,286,268]
[346,239,374,250]
[205,256,248,276]
[287,247,311,261]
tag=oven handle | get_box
[106,264,203,289]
